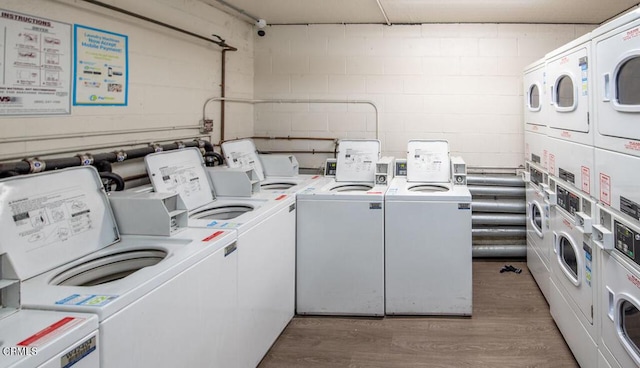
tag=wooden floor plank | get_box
[259,260,578,368]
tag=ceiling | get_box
[203,0,639,26]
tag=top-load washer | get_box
[221,139,322,194]
[548,177,598,368]
[524,58,550,170]
[524,161,553,302]
[296,139,387,316]
[0,166,239,367]
[593,204,640,368]
[385,140,472,315]
[546,33,595,197]
[591,9,640,224]
[144,147,297,368]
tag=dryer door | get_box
[594,17,640,148]
[524,61,546,133]
[554,231,594,323]
[616,298,640,365]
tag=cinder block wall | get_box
[253,23,595,170]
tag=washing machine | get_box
[524,58,549,169]
[593,204,640,368]
[548,176,598,368]
[220,138,323,194]
[144,147,297,368]
[0,310,99,368]
[0,167,240,368]
[385,140,472,316]
[545,32,595,196]
[524,161,552,302]
[296,139,386,316]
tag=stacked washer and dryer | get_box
[589,9,640,368]
[524,8,640,368]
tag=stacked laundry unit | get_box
[589,9,640,368]
[523,58,553,302]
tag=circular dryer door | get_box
[330,184,373,192]
[50,249,167,286]
[191,204,254,220]
[616,298,640,365]
[556,234,580,286]
[529,201,544,239]
[408,184,449,192]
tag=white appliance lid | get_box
[335,139,381,182]
[144,148,215,212]
[0,167,120,281]
[221,139,266,181]
[406,140,451,183]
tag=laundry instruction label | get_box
[9,187,93,249]
[549,154,556,175]
[581,166,590,194]
[206,221,240,228]
[599,174,611,206]
[583,242,592,287]
[55,294,117,307]
[155,162,205,198]
[343,148,375,173]
[579,56,588,96]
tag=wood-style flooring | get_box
[259,260,578,368]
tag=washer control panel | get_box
[395,159,407,177]
[615,220,640,265]
[557,185,579,216]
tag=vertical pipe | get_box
[221,49,228,143]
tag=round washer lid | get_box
[0,167,120,281]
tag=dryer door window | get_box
[620,299,640,361]
[529,202,543,238]
[617,56,640,106]
[528,84,541,111]
[558,236,578,282]
[556,75,576,110]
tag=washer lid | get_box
[0,167,120,281]
[144,148,215,212]
[221,139,266,182]
[335,139,380,182]
[406,140,450,183]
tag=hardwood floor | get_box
[259,260,578,368]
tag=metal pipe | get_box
[469,186,525,197]
[472,214,526,226]
[472,199,526,213]
[472,245,526,258]
[251,136,338,142]
[210,0,261,22]
[375,0,392,25]
[202,97,380,140]
[220,47,237,142]
[467,175,524,187]
[80,0,236,48]
[0,126,201,144]
[257,150,335,155]
[0,135,210,162]
[472,227,527,237]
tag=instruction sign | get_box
[0,9,71,115]
[73,25,128,106]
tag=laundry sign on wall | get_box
[0,9,72,116]
[73,24,128,106]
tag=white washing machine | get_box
[144,147,297,368]
[592,8,640,157]
[524,161,552,302]
[0,167,239,367]
[385,140,472,316]
[524,58,549,169]
[296,139,386,316]
[0,309,99,368]
[593,204,640,368]
[548,177,598,368]
[545,32,595,196]
[221,139,323,194]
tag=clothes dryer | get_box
[296,139,386,316]
[593,204,640,368]
[144,148,296,368]
[592,9,640,157]
[548,177,598,368]
[385,140,472,315]
[0,167,239,368]
[524,59,549,168]
[545,33,595,196]
[524,161,552,302]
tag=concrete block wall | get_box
[0,0,253,162]
[253,23,596,170]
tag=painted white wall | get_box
[0,0,253,162]
[253,23,596,169]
